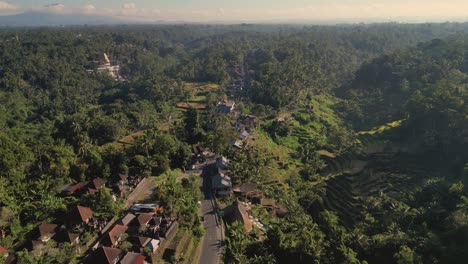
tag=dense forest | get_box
[0,23,466,263]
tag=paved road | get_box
[198,162,223,264]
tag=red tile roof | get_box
[136,214,153,226]
[0,246,8,255]
[106,225,128,246]
[37,223,58,239]
[86,246,122,264]
[92,178,107,189]
[120,252,146,264]
[65,181,89,193]
[72,205,94,223]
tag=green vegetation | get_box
[0,24,466,263]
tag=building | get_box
[216,156,230,170]
[118,213,137,226]
[230,139,244,149]
[212,172,232,197]
[120,252,147,264]
[54,231,80,245]
[36,223,58,242]
[69,205,93,225]
[217,100,236,114]
[62,181,90,196]
[90,178,107,190]
[240,130,250,140]
[232,199,252,233]
[0,246,8,257]
[145,239,160,253]
[86,246,122,264]
[102,225,128,247]
[97,53,121,80]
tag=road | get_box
[124,177,156,208]
[198,162,224,264]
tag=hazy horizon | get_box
[1,0,468,24]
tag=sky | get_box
[1,0,468,23]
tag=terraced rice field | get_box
[313,137,425,228]
[176,82,221,111]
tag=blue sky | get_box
[2,0,468,22]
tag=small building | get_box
[212,172,232,197]
[217,100,236,114]
[102,225,128,247]
[129,214,153,233]
[145,239,160,253]
[261,198,275,208]
[90,178,107,190]
[216,157,230,170]
[118,213,137,226]
[0,246,8,257]
[86,246,122,264]
[69,205,93,225]
[120,252,146,264]
[36,223,58,242]
[111,174,128,186]
[55,231,80,245]
[230,139,244,149]
[62,181,89,196]
[192,144,206,157]
[128,236,151,250]
[240,130,250,140]
[232,199,252,233]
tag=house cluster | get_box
[62,174,143,199]
[220,182,289,234]
[86,204,176,264]
[24,205,98,257]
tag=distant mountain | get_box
[0,12,137,27]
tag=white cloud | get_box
[123,3,137,10]
[43,3,66,13]
[83,4,96,12]
[0,1,18,12]
[218,8,225,16]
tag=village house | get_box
[232,199,253,233]
[212,172,232,197]
[145,239,160,253]
[239,130,250,140]
[0,245,8,257]
[90,178,107,190]
[216,156,230,170]
[217,100,236,114]
[69,205,93,227]
[62,181,89,196]
[54,231,80,246]
[233,183,263,202]
[120,252,147,264]
[230,139,244,149]
[118,213,137,226]
[86,246,122,264]
[129,214,153,234]
[36,223,58,242]
[127,236,151,252]
[102,225,128,247]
